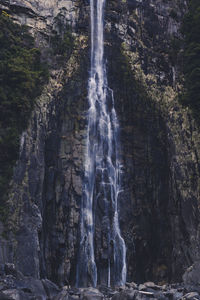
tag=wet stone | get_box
[125,282,138,289]
[99,285,114,294]
[139,284,147,291]
[163,289,183,300]
[183,292,200,299]
[1,289,27,300]
[143,282,162,290]
[111,289,137,300]
[139,290,155,297]
[68,288,81,295]
[82,288,104,300]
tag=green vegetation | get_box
[180,0,200,120]
[0,12,49,221]
[51,30,74,57]
[50,12,74,58]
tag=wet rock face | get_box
[39,63,89,285]
[104,0,175,284]
[104,0,200,285]
[0,0,90,286]
[183,262,200,286]
[107,44,172,283]
[1,0,200,289]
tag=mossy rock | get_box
[0,12,49,222]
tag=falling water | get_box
[76,0,126,287]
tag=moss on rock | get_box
[0,12,49,221]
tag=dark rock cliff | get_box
[0,0,200,291]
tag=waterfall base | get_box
[1,262,200,299]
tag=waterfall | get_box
[76,0,127,287]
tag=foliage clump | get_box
[0,12,49,220]
[180,0,200,120]
[51,30,74,57]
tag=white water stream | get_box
[76,0,126,287]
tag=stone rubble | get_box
[1,264,200,300]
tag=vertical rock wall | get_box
[105,0,200,284]
[1,0,200,287]
[0,0,90,285]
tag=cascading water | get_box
[76,0,126,287]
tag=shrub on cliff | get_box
[180,0,200,119]
[0,12,49,220]
[51,30,74,57]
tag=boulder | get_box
[1,289,27,300]
[183,292,200,299]
[143,282,162,290]
[126,282,138,289]
[183,262,200,286]
[82,288,104,300]
[4,264,23,279]
[18,277,47,299]
[42,279,60,298]
[53,289,69,300]
[0,291,13,300]
[138,291,155,297]
[139,284,147,291]
[163,289,183,300]
[99,285,118,297]
[111,289,137,300]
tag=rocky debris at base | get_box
[0,263,60,299]
[53,283,200,300]
[1,264,200,300]
[54,282,200,300]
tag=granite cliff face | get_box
[0,0,200,292]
